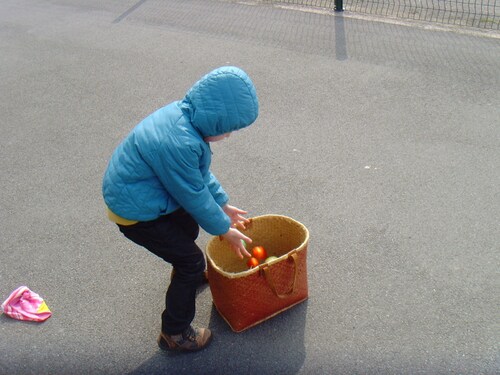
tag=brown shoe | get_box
[158,326,213,352]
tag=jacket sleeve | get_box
[205,171,229,207]
[148,140,231,236]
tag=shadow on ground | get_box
[127,301,308,375]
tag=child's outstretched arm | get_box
[223,204,251,229]
[220,228,252,259]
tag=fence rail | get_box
[261,0,500,29]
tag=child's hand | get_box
[221,228,252,259]
[223,204,250,230]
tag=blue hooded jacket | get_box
[102,67,259,235]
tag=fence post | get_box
[334,0,344,11]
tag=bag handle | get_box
[261,251,299,299]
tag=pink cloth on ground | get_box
[1,286,52,322]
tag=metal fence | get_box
[260,0,500,29]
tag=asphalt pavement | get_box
[0,0,499,374]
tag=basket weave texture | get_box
[206,214,309,332]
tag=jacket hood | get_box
[180,66,259,137]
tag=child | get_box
[102,66,259,352]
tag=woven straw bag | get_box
[206,214,309,332]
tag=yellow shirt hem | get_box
[107,208,139,226]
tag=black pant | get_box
[118,209,206,335]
